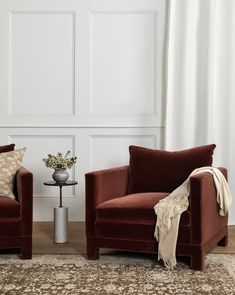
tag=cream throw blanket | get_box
[154,167,232,270]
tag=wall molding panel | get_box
[89,11,158,117]
[0,0,166,220]
[8,11,75,117]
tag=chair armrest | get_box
[85,166,129,236]
[16,167,33,236]
[189,167,228,244]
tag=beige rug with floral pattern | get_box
[0,253,235,295]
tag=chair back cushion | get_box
[0,144,15,153]
[0,148,26,199]
[128,144,216,193]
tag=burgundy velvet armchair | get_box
[85,145,228,270]
[0,144,33,259]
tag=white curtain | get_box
[165,0,235,224]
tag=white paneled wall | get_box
[9,12,75,116]
[0,0,167,220]
[90,12,157,117]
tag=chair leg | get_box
[191,252,205,271]
[19,238,32,259]
[217,233,228,247]
[20,246,32,259]
[87,240,99,260]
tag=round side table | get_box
[44,180,78,243]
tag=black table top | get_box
[43,180,78,186]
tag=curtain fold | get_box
[165,0,235,223]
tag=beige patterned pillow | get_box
[0,147,26,199]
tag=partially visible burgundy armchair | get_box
[0,144,33,259]
[85,144,228,270]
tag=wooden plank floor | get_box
[33,222,235,254]
[33,222,86,255]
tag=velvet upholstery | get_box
[96,193,190,225]
[128,144,216,193]
[0,197,20,218]
[85,147,229,271]
[0,144,15,153]
[0,167,33,258]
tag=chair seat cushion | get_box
[96,192,190,225]
[0,197,20,218]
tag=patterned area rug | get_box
[0,253,235,295]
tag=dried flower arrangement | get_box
[43,151,77,170]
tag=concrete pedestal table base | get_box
[54,207,68,243]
